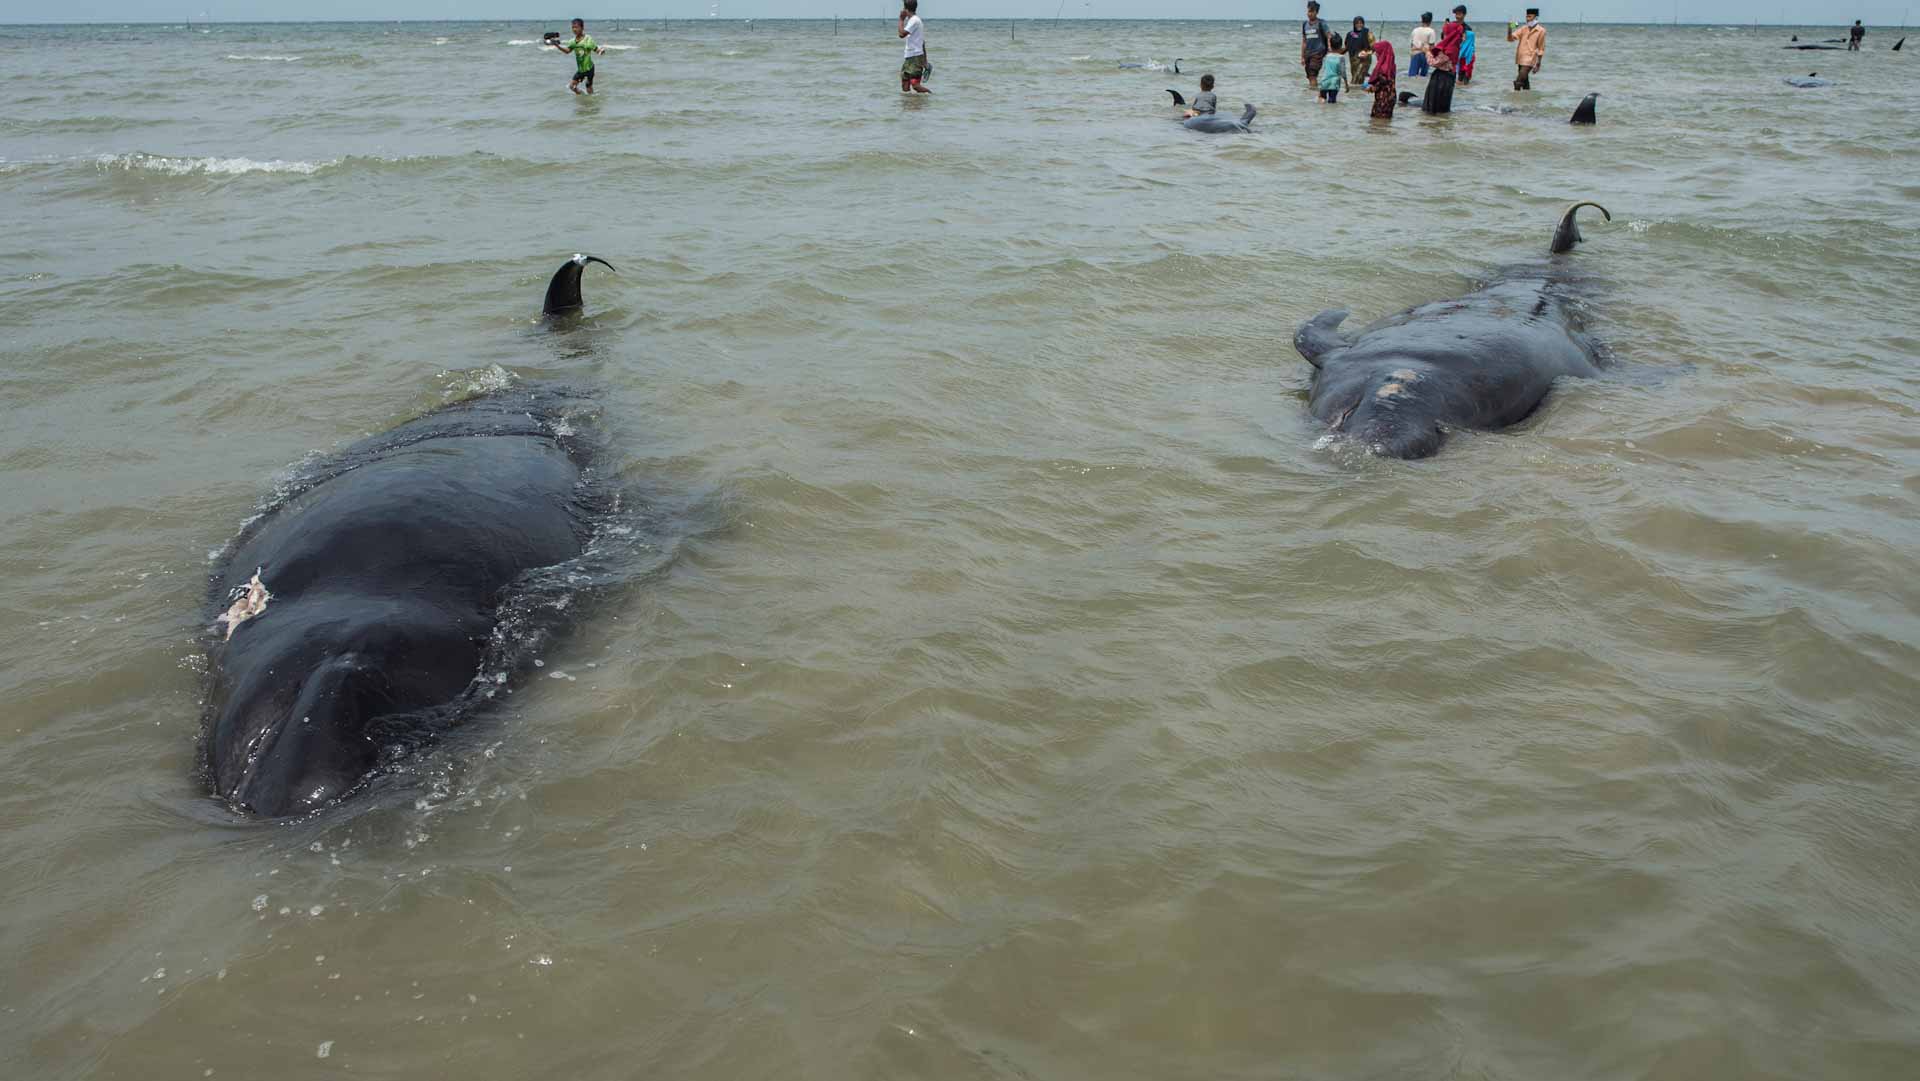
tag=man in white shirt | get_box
[1409,11,1437,76]
[899,1,931,94]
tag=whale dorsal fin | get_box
[1550,201,1611,254]
[1167,88,1186,105]
[1294,309,1351,368]
[542,253,616,317]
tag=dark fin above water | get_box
[1569,92,1598,125]
[1894,37,1905,51]
[1398,90,1419,106]
[1239,102,1256,126]
[542,253,616,317]
[1167,88,1186,105]
[1550,201,1611,255]
[1293,308,1351,368]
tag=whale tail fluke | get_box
[1167,88,1186,105]
[542,253,615,317]
[1550,201,1611,255]
[1294,308,1351,368]
[1569,92,1598,125]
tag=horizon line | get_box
[0,16,1889,27]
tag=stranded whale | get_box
[1183,103,1256,132]
[1290,204,1612,459]
[201,258,623,817]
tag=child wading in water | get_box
[553,19,602,95]
[1319,36,1346,101]
[1184,73,1219,117]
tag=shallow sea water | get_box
[2,18,1918,1081]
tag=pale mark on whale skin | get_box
[215,568,271,640]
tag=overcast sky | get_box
[1,1,1910,26]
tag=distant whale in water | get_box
[1182,103,1256,133]
[201,258,625,817]
[1290,203,1612,459]
[1121,58,1181,72]
[1784,73,1833,87]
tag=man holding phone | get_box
[899,1,931,94]
[1507,8,1546,90]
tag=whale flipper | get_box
[1569,92,1598,125]
[1294,309,1352,368]
[542,253,615,317]
[1167,88,1186,105]
[1550,200,1611,255]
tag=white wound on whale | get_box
[216,568,272,640]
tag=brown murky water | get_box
[3,19,1918,1081]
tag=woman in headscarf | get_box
[1369,39,1397,119]
[1423,8,1464,113]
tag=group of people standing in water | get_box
[1300,3,1547,118]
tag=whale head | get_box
[205,597,480,817]
[1324,367,1447,460]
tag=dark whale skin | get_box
[202,389,595,818]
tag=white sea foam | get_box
[225,54,302,61]
[506,39,539,45]
[599,43,638,50]
[99,153,331,176]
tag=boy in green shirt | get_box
[552,18,602,95]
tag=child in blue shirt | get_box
[1319,37,1346,101]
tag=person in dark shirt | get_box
[1301,1,1331,88]
[1345,17,1375,89]
[1849,20,1865,50]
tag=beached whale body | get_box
[1291,204,1609,459]
[201,260,614,817]
[1184,103,1256,132]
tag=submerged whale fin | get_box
[1550,201,1611,255]
[1294,309,1351,368]
[1569,92,1598,125]
[1167,88,1186,105]
[542,253,616,317]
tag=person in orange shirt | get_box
[1508,8,1546,90]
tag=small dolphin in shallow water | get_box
[1784,73,1833,87]
[543,253,616,317]
[1182,103,1255,133]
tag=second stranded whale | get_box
[1290,204,1613,460]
